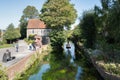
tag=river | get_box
[64,42,82,80]
[27,41,103,80]
[28,64,50,80]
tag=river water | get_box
[64,42,82,80]
[28,42,103,80]
[28,64,50,80]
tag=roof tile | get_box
[27,19,46,29]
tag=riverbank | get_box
[90,57,120,80]
[76,43,120,80]
[42,41,104,80]
[74,44,104,80]
[7,45,49,80]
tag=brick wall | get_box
[7,53,33,80]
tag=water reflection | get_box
[27,41,103,80]
[29,64,50,80]
[64,42,82,80]
[64,42,75,63]
[76,66,82,80]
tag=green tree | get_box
[80,11,97,49]
[93,0,120,62]
[107,0,120,43]
[94,0,111,37]
[3,23,21,43]
[50,30,67,51]
[23,5,39,19]
[0,29,1,38]
[94,0,120,46]
[20,5,39,39]
[19,18,27,39]
[40,0,77,30]
[71,25,81,43]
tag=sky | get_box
[0,0,101,30]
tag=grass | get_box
[0,44,12,49]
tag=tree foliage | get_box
[3,23,21,43]
[71,25,81,43]
[22,5,39,20]
[19,20,27,39]
[80,11,97,49]
[0,29,1,38]
[50,30,67,51]
[107,0,120,42]
[94,0,120,44]
[93,0,120,60]
[40,0,77,30]
[19,5,39,39]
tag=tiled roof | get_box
[27,19,46,29]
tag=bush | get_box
[24,38,34,44]
[24,38,28,42]
[0,41,4,45]
[28,34,35,40]
[98,62,120,76]
[0,64,8,80]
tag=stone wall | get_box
[91,57,120,80]
[77,44,120,80]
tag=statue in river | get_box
[66,41,71,49]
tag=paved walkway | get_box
[0,40,34,67]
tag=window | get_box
[32,29,34,33]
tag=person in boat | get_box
[66,41,71,49]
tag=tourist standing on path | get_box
[15,41,19,52]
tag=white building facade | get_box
[27,19,51,44]
[27,19,51,38]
